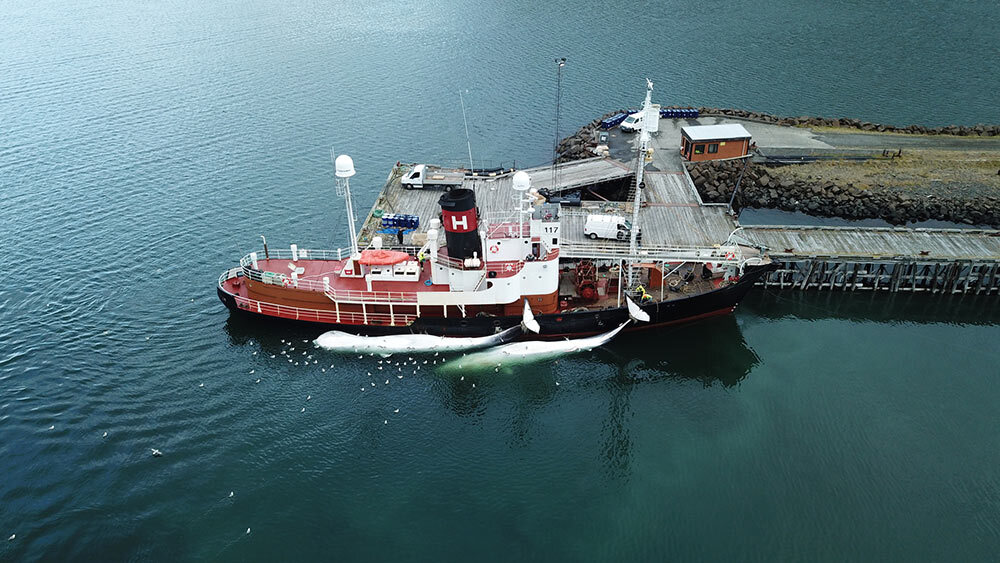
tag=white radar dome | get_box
[335,154,356,178]
[512,170,531,191]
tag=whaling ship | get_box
[217,83,775,337]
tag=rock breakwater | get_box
[688,159,1000,228]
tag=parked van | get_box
[619,111,643,133]
[584,214,634,241]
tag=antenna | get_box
[627,79,654,290]
[459,90,475,171]
[332,150,360,260]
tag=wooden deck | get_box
[359,158,632,245]
[739,225,1000,262]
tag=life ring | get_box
[725,252,736,261]
[282,277,292,287]
[489,244,499,254]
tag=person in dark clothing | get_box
[396,228,404,245]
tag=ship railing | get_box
[485,221,531,240]
[484,259,525,277]
[435,248,487,270]
[560,241,744,265]
[233,295,417,327]
[237,248,419,302]
[324,288,417,304]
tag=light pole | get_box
[552,57,566,190]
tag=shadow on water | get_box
[741,288,1000,326]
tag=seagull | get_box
[321,369,326,373]
[434,352,439,356]
[290,347,295,351]
[384,420,387,424]
[102,431,108,438]
[306,395,311,400]
[370,382,375,387]
[229,491,234,498]
[555,382,560,386]
[48,425,54,430]
[270,355,275,358]
[471,383,476,388]
[301,407,305,413]
[249,369,255,374]
[460,376,464,381]
[199,383,204,388]
[246,527,251,535]
[385,380,389,384]
[367,372,371,376]
[255,378,261,384]
[252,352,257,356]
[361,387,366,391]
[394,408,399,413]
[8,534,14,541]
[151,448,162,457]
[397,375,403,379]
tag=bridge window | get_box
[694,144,705,154]
[708,143,719,154]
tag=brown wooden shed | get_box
[680,124,752,162]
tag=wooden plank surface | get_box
[741,226,1000,261]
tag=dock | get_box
[360,114,1000,295]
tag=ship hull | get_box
[218,264,775,338]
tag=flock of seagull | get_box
[7,334,564,549]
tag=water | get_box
[2,0,999,560]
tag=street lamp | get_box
[552,57,567,190]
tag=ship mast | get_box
[333,152,361,260]
[627,79,654,287]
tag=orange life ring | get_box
[489,245,499,254]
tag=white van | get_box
[584,214,634,241]
[619,111,643,133]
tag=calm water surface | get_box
[1,0,999,560]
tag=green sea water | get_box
[1,0,998,560]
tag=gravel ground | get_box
[768,150,1000,199]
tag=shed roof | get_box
[681,124,751,141]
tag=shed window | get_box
[708,143,719,154]
[694,144,705,155]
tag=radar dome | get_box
[335,154,356,178]
[512,171,531,191]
